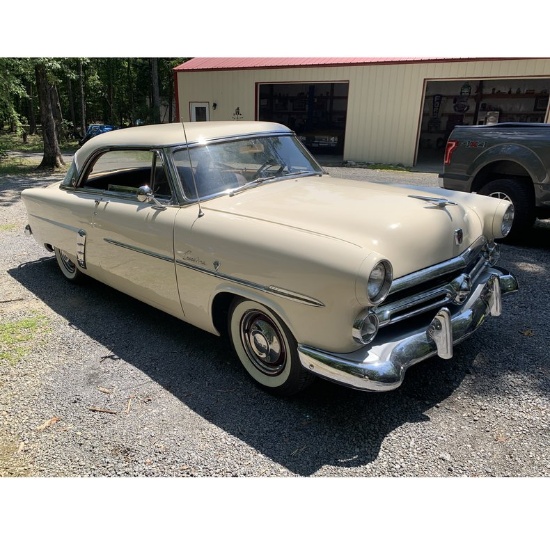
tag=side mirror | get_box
[137,185,154,203]
[137,185,166,209]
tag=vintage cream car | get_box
[22,122,519,396]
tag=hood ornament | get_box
[408,195,458,208]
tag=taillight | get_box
[444,140,459,165]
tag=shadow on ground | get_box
[9,256,481,475]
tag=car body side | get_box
[21,122,518,393]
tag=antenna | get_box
[180,117,204,218]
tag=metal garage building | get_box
[174,57,550,167]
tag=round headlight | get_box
[500,204,514,237]
[367,260,393,304]
[353,311,380,345]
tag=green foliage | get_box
[0,57,189,138]
[0,58,31,130]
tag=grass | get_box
[0,223,17,232]
[0,130,78,175]
[0,156,50,176]
[0,130,78,154]
[0,130,76,175]
[0,314,50,364]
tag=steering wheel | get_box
[253,159,285,180]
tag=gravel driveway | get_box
[1,160,549,480]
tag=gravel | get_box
[1,160,549,487]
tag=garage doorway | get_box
[417,78,550,166]
[257,82,349,156]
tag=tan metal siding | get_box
[177,59,550,166]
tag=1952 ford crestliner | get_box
[22,121,519,396]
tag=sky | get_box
[3,2,544,58]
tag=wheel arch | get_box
[469,144,543,196]
[211,290,296,340]
[472,160,536,199]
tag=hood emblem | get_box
[454,228,464,245]
[408,195,458,208]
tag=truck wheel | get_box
[479,179,535,240]
[228,298,314,396]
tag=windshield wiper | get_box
[229,170,321,196]
[229,175,277,196]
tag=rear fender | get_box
[468,144,546,190]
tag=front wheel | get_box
[54,248,85,283]
[228,298,314,396]
[479,179,536,241]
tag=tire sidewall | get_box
[229,299,298,392]
[54,248,83,282]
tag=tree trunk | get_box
[151,58,161,124]
[79,59,86,137]
[67,77,76,138]
[51,84,63,140]
[35,63,64,169]
[27,83,37,135]
[168,64,174,123]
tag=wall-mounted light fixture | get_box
[212,102,217,110]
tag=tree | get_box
[0,58,30,132]
[34,61,64,169]
[151,58,161,124]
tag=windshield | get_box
[172,134,323,200]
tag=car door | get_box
[81,149,184,319]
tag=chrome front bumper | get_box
[298,266,518,392]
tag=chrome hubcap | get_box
[60,251,76,274]
[240,311,285,376]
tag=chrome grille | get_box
[376,237,491,327]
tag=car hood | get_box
[204,175,485,278]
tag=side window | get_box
[62,160,79,187]
[151,152,173,200]
[81,150,154,194]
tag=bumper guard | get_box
[298,266,518,392]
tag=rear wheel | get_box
[228,298,314,396]
[479,179,535,241]
[54,248,85,283]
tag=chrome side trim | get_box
[103,238,324,307]
[175,258,325,307]
[76,229,87,268]
[104,238,173,263]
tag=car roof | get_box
[74,121,292,170]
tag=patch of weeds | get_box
[345,161,411,172]
[0,223,17,232]
[367,163,411,172]
[0,313,50,364]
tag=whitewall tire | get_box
[54,248,85,283]
[228,298,313,396]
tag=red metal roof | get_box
[173,57,463,71]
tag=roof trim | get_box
[173,57,533,72]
